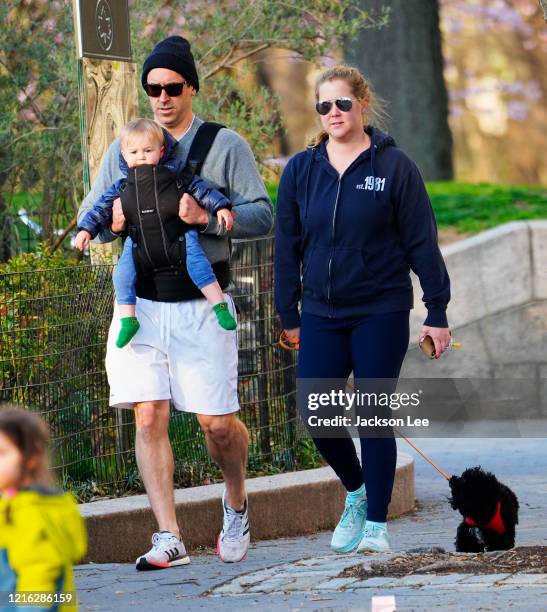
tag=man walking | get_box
[78,36,273,568]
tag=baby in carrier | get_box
[75,119,236,348]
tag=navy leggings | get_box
[298,310,410,522]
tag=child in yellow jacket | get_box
[0,407,87,612]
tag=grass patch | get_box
[5,192,44,209]
[426,182,547,233]
[266,181,278,205]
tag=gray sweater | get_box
[77,116,274,265]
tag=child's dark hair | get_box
[0,405,52,484]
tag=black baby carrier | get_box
[119,122,225,302]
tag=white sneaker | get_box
[135,531,190,570]
[331,486,368,553]
[217,490,250,563]
[357,522,391,553]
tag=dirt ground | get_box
[340,546,547,579]
[437,228,471,246]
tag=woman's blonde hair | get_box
[308,64,388,148]
[119,118,164,149]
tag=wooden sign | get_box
[72,0,138,264]
[73,0,132,61]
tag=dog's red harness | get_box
[464,500,506,534]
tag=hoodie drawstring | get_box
[304,151,314,219]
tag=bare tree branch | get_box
[50,215,76,253]
[198,0,259,65]
[202,42,272,80]
[11,127,70,147]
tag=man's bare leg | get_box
[135,400,180,536]
[196,413,248,510]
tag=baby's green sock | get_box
[213,302,237,330]
[116,317,140,348]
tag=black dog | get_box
[449,466,519,552]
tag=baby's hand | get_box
[217,209,234,232]
[75,230,91,251]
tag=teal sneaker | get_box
[357,521,391,553]
[330,485,367,553]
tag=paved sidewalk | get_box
[76,433,547,611]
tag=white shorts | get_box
[105,295,239,415]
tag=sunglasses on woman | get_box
[144,81,186,97]
[315,97,354,115]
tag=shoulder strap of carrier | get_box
[176,122,225,190]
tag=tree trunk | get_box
[0,147,13,262]
[0,194,13,263]
[345,0,453,180]
[256,60,291,157]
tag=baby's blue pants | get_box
[113,230,216,305]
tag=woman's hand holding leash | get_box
[279,327,300,350]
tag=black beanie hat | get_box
[142,36,199,92]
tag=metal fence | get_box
[0,235,302,500]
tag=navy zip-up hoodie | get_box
[274,127,450,329]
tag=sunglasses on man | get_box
[144,81,186,97]
[315,96,354,115]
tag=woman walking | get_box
[274,65,451,552]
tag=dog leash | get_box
[392,426,451,480]
[279,330,300,351]
[342,379,453,481]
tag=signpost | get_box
[72,0,137,451]
[72,0,138,261]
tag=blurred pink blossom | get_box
[142,22,158,37]
[445,17,464,33]
[513,0,539,17]
[19,108,39,122]
[506,100,529,121]
[44,18,55,32]
[158,7,173,20]
[320,55,337,67]
[449,105,464,118]
[441,0,534,36]
[288,51,304,63]
[17,81,37,104]
[263,156,289,170]
[523,81,541,102]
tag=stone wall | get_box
[402,221,547,419]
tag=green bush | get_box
[0,247,115,497]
